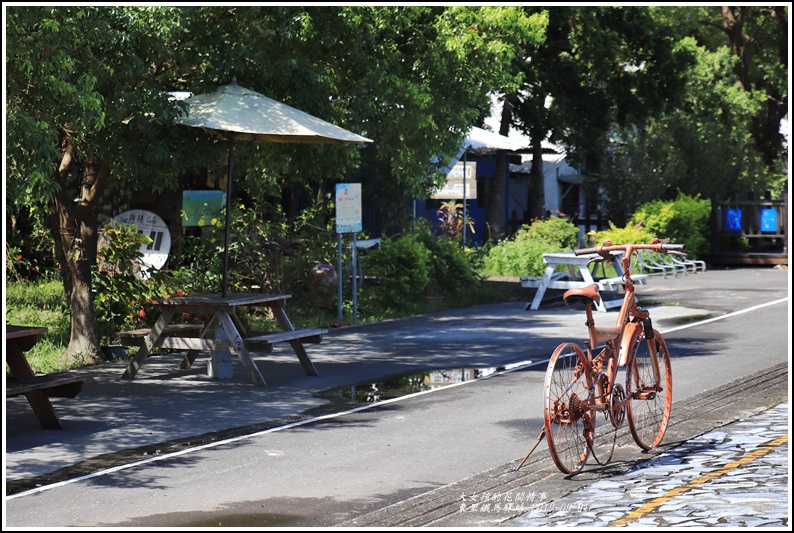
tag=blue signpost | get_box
[336,183,362,324]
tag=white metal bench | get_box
[638,249,685,277]
[668,253,707,273]
[522,251,646,313]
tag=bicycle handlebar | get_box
[574,242,686,257]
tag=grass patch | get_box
[5,279,84,374]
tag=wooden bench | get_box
[118,324,204,346]
[245,328,327,353]
[6,370,89,429]
[6,371,88,399]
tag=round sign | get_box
[111,210,171,278]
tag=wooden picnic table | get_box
[6,325,86,429]
[120,292,327,386]
[521,251,647,313]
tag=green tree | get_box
[598,117,687,225]
[181,6,546,232]
[6,6,204,363]
[343,6,546,233]
[597,6,787,221]
[6,6,547,364]
[497,6,694,221]
[667,41,767,199]
[716,6,788,169]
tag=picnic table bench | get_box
[118,324,204,346]
[6,325,89,429]
[521,251,647,313]
[245,328,326,351]
[6,372,86,398]
[119,293,327,386]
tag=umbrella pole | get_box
[222,142,234,298]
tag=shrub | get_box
[93,221,157,344]
[436,200,475,239]
[480,237,555,278]
[169,197,339,301]
[480,217,578,278]
[517,216,579,250]
[6,205,55,281]
[362,233,431,310]
[414,226,478,295]
[630,192,711,257]
[587,221,655,248]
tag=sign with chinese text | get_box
[335,183,362,233]
[431,161,477,200]
[112,209,171,278]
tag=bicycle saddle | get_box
[563,284,601,307]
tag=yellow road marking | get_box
[609,434,788,527]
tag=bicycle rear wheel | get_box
[626,329,672,450]
[544,342,595,474]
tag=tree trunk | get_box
[486,150,507,242]
[484,97,514,242]
[720,6,749,91]
[50,136,108,364]
[722,6,787,168]
[528,129,546,220]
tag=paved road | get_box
[4,267,790,528]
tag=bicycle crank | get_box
[632,386,660,400]
[610,383,626,428]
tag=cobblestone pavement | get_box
[505,402,789,527]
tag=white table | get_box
[521,251,646,312]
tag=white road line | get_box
[658,297,788,335]
[7,297,788,500]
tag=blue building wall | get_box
[415,153,513,246]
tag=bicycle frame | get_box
[576,243,681,412]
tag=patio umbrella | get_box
[174,78,372,296]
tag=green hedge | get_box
[362,227,480,311]
[587,222,654,248]
[630,192,711,257]
[481,217,579,278]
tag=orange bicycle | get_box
[516,240,684,474]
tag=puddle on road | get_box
[673,313,716,325]
[316,359,535,406]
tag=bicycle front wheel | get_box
[626,329,672,450]
[544,342,595,474]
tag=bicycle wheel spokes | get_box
[626,331,672,450]
[544,342,594,474]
